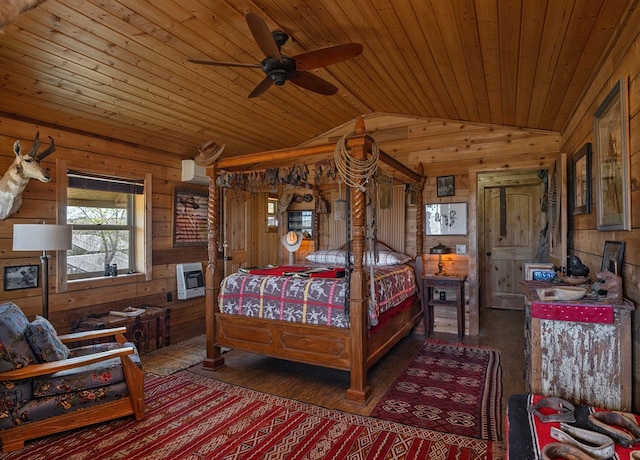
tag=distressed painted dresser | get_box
[522,280,634,411]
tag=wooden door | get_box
[223,190,251,276]
[483,184,541,310]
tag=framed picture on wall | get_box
[593,77,631,231]
[601,241,624,274]
[425,202,467,235]
[436,175,455,197]
[172,187,208,247]
[570,142,592,215]
[3,265,39,291]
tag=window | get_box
[267,196,278,230]
[287,210,313,238]
[66,171,145,280]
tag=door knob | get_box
[486,251,492,256]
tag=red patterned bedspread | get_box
[218,264,416,328]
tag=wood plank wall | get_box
[560,4,640,411]
[0,117,207,341]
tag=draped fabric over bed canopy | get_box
[202,116,425,403]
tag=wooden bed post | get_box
[203,163,224,370]
[346,116,371,403]
[415,163,425,257]
[313,185,320,250]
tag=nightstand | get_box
[422,274,467,338]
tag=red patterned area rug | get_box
[4,370,500,460]
[371,340,503,441]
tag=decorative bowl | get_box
[536,286,587,301]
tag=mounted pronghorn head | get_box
[0,0,48,30]
[0,131,56,220]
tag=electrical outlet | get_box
[456,244,467,254]
[166,292,173,302]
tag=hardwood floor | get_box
[188,307,527,422]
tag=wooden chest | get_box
[74,305,170,354]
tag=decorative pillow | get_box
[364,250,411,265]
[0,302,37,371]
[25,315,70,363]
[306,249,411,266]
[305,249,347,265]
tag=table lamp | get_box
[13,223,72,319]
[430,242,451,275]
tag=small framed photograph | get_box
[601,241,624,274]
[4,265,39,291]
[524,262,554,281]
[436,175,455,197]
[172,186,209,247]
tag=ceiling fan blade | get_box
[245,12,282,61]
[293,43,363,71]
[187,59,261,68]
[248,76,275,98]
[289,71,338,95]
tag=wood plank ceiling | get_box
[0,0,634,159]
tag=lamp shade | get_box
[13,224,73,251]
[429,242,451,254]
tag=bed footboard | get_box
[214,314,353,371]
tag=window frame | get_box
[56,160,152,291]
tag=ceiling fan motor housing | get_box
[261,56,296,86]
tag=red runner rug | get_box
[4,370,499,459]
[371,340,503,441]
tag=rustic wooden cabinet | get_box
[523,281,634,410]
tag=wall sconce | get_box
[13,224,72,319]
[430,242,451,275]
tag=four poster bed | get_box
[203,117,426,403]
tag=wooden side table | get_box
[422,274,467,338]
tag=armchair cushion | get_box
[32,342,142,398]
[0,380,32,430]
[25,316,70,363]
[0,303,36,372]
[14,381,130,427]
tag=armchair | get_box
[0,302,145,452]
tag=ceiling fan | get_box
[188,12,363,98]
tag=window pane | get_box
[67,205,128,226]
[67,229,130,276]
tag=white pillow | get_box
[306,249,410,266]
